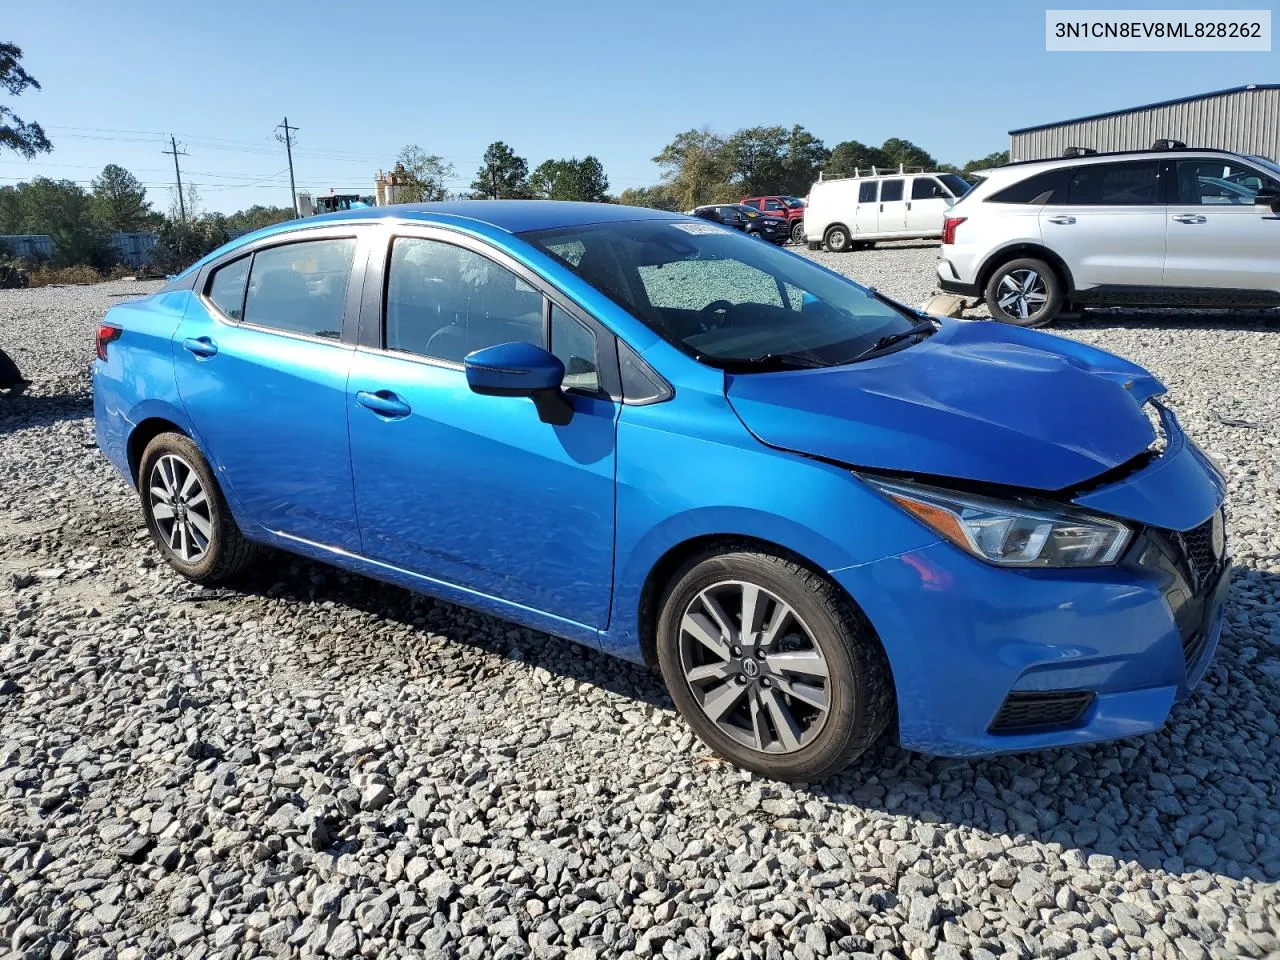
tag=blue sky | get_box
[3,0,1273,213]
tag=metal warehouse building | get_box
[1009,83,1280,161]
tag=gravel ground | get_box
[2,269,1279,960]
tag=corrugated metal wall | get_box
[1010,88,1280,161]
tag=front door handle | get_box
[356,390,412,419]
[1047,216,1076,225]
[1172,214,1207,224]
[182,336,218,358]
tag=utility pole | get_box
[276,117,300,216]
[162,135,189,221]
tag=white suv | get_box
[806,171,972,252]
[937,147,1280,326]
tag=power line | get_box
[162,135,189,221]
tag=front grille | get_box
[1137,508,1227,672]
[1171,514,1222,595]
[989,690,1095,734]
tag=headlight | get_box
[861,476,1132,567]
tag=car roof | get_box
[969,148,1256,183]
[306,200,681,233]
[175,201,684,281]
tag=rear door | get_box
[853,181,879,238]
[173,229,368,550]
[1163,157,1280,295]
[1037,160,1166,290]
[875,178,908,235]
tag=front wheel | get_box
[791,221,806,245]
[656,548,894,782]
[984,257,1062,327]
[138,432,258,583]
[823,226,852,253]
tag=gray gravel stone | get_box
[1,267,1278,958]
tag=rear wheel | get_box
[138,432,257,583]
[823,225,852,253]
[656,547,894,782]
[984,257,1062,327]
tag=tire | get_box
[790,221,806,245]
[823,225,852,253]
[655,547,894,782]
[984,257,1062,327]
[138,432,257,583]
[806,241,821,252]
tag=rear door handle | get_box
[1046,216,1076,225]
[356,390,412,419]
[1172,214,1207,224]
[182,336,218,358]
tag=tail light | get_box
[96,323,122,361]
[941,216,967,246]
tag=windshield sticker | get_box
[671,222,729,235]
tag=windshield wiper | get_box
[848,320,938,362]
[700,351,830,373]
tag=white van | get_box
[805,171,972,252]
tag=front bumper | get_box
[833,421,1228,757]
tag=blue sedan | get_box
[93,201,1228,781]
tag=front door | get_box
[1163,157,1280,294]
[905,176,953,234]
[173,232,364,551]
[346,232,619,628]
[1037,159,1167,290]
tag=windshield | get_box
[1249,155,1280,179]
[938,174,972,196]
[521,218,919,369]
[781,196,805,208]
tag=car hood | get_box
[725,319,1164,491]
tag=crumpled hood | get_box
[726,319,1164,491]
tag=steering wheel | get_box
[698,299,734,332]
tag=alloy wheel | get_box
[996,269,1048,321]
[149,453,212,563]
[678,579,831,754]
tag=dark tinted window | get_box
[911,177,944,200]
[858,181,877,203]
[988,169,1066,204]
[1065,162,1161,205]
[385,237,543,363]
[206,256,250,320]
[1175,159,1278,205]
[938,174,972,196]
[242,238,356,339]
[879,179,904,202]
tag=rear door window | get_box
[1065,161,1161,206]
[880,179,904,202]
[242,238,357,339]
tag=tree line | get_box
[389,141,610,203]
[618,125,1009,211]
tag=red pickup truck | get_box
[738,196,806,244]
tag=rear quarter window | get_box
[206,256,250,320]
[987,169,1067,205]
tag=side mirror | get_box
[465,341,572,425]
[1255,188,1280,212]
